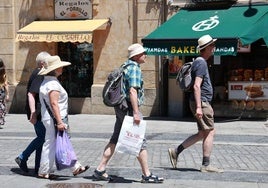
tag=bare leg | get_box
[96,143,116,172]
[203,129,215,157]
[181,131,205,149]
[137,149,150,176]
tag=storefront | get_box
[142,4,268,118]
[16,19,109,98]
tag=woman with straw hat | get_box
[38,55,89,179]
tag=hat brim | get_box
[129,49,146,58]
[38,61,71,75]
[197,39,217,51]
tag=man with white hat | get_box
[94,43,164,183]
[168,35,224,173]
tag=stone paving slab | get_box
[0,114,267,188]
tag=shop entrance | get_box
[58,42,93,97]
[162,56,193,118]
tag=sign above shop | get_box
[16,19,108,43]
[143,39,237,56]
[54,0,92,20]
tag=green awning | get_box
[142,5,268,56]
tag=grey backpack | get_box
[102,63,133,107]
[176,60,194,92]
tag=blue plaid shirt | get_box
[123,60,144,106]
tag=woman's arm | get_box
[49,90,65,131]
[4,79,9,101]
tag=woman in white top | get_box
[38,55,89,179]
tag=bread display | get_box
[231,100,239,109]
[246,101,255,110]
[244,84,264,98]
[254,70,264,81]
[243,69,253,81]
[262,101,268,110]
[239,100,246,110]
[228,68,268,81]
[265,68,268,80]
[255,101,263,111]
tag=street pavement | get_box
[0,114,267,188]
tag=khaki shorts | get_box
[190,101,214,130]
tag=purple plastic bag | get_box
[55,130,77,170]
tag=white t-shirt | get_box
[39,76,68,121]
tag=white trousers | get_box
[38,119,81,175]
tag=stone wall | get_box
[3,0,161,116]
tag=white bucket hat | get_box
[197,34,217,51]
[128,43,145,58]
[38,55,71,75]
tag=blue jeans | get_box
[19,120,46,171]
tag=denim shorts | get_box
[190,100,214,130]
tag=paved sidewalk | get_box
[0,114,267,188]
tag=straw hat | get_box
[197,34,217,51]
[128,43,145,58]
[38,55,71,75]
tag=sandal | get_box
[38,174,58,180]
[73,165,90,176]
[141,173,164,183]
[93,169,113,181]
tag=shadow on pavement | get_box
[84,175,137,183]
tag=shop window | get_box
[58,42,93,97]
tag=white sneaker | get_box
[200,165,224,173]
[168,148,178,169]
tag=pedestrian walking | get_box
[0,58,9,128]
[93,43,164,183]
[168,35,224,173]
[38,55,89,179]
[15,52,50,174]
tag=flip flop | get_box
[73,165,90,176]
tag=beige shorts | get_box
[190,101,214,130]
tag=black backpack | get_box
[176,60,194,92]
[102,63,133,107]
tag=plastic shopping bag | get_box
[55,130,77,170]
[115,115,147,156]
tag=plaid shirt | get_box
[123,60,144,106]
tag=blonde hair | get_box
[0,58,7,88]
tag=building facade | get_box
[1,0,268,118]
[2,0,166,116]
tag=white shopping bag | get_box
[115,115,146,156]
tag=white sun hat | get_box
[197,34,217,51]
[38,55,71,75]
[128,43,145,58]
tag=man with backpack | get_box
[168,35,224,173]
[94,43,164,183]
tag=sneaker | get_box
[15,157,29,173]
[168,148,178,169]
[141,173,164,183]
[200,165,224,173]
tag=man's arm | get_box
[193,76,203,119]
[129,87,141,125]
[28,92,37,125]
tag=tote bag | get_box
[115,115,146,156]
[55,130,77,170]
